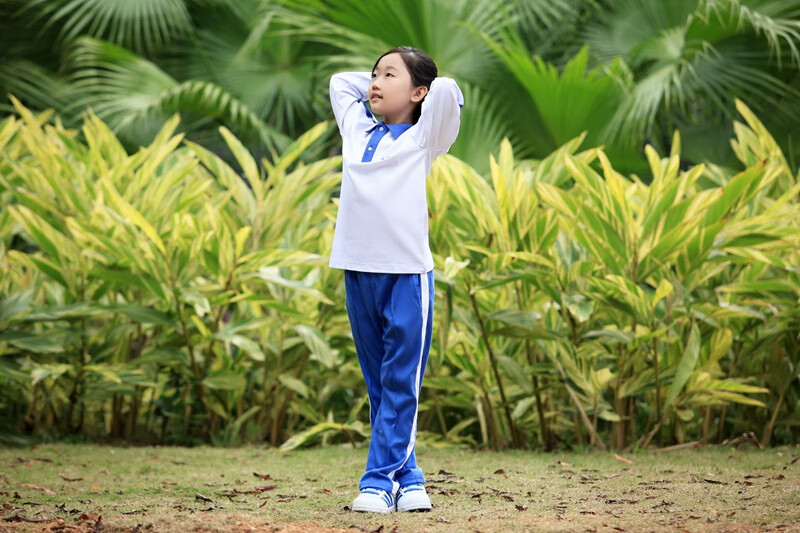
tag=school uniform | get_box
[329,72,463,494]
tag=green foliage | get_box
[1,97,798,450]
[3,0,800,175]
[0,98,356,446]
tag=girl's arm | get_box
[329,72,372,134]
[414,77,464,152]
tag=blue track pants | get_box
[344,270,434,493]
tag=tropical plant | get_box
[4,0,800,175]
[0,98,355,445]
[2,80,799,450]
[423,99,799,450]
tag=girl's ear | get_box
[410,85,428,103]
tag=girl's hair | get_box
[372,46,437,123]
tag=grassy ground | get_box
[1,443,798,532]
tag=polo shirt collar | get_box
[366,121,412,138]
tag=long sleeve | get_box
[412,77,463,153]
[329,72,372,135]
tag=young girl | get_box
[328,47,462,513]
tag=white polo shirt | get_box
[328,72,463,273]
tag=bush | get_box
[1,98,798,449]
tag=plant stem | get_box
[515,282,551,450]
[468,288,520,448]
[652,336,662,447]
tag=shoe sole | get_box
[352,505,395,513]
[397,504,432,512]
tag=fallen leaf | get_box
[558,461,571,467]
[58,473,82,482]
[161,481,177,486]
[515,504,528,511]
[493,469,506,475]
[773,474,786,480]
[55,503,81,514]
[194,492,213,502]
[253,472,272,480]
[703,479,726,485]
[19,484,55,495]
[613,453,637,465]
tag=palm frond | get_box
[476,19,630,155]
[448,83,508,175]
[65,37,289,151]
[26,0,193,53]
[608,36,799,146]
[277,0,501,84]
[507,0,602,60]
[0,60,77,114]
[699,0,800,67]
[159,4,326,137]
[583,0,698,65]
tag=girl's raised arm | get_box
[413,77,463,153]
[329,72,372,134]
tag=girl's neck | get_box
[383,111,413,125]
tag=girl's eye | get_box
[386,73,393,77]
[371,73,377,78]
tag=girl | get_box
[328,46,462,513]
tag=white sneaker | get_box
[396,484,431,512]
[352,488,396,513]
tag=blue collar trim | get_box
[365,121,412,138]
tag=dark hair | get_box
[372,46,437,123]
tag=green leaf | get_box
[0,331,63,353]
[103,304,177,328]
[30,364,72,384]
[203,370,247,392]
[565,294,594,323]
[652,279,673,308]
[584,328,634,345]
[278,374,310,398]
[293,325,337,368]
[252,267,334,305]
[664,323,700,410]
[226,335,266,362]
[0,290,33,324]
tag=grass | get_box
[1,443,799,532]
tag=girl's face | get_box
[369,53,428,124]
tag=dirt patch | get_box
[1,515,356,533]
